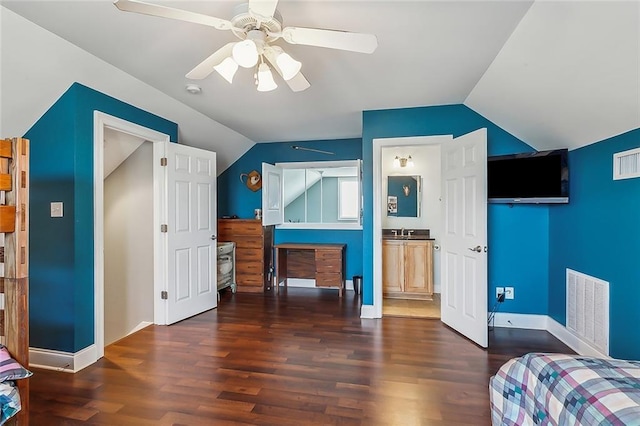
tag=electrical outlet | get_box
[496,287,504,299]
[504,287,514,300]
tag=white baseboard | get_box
[276,278,354,291]
[492,313,547,330]
[130,321,153,335]
[493,313,609,358]
[360,304,379,319]
[30,344,97,373]
[546,317,609,358]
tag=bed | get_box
[0,137,30,425]
[490,352,640,426]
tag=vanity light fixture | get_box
[393,155,414,168]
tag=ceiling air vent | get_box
[613,147,640,180]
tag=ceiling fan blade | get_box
[114,0,233,31]
[248,0,279,21]
[186,43,236,80]
[284,71,311,92]
[281,27,378,54]
[264,46,310,92]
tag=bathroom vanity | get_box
[382,229,434,300]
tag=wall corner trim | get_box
[360,304,379,319]
[493,313,610,358]
[546,317,610,359]
[29,344,98,373]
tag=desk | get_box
[275,243,346,296]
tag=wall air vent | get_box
[613,147,640,180]
[566,269,609,357]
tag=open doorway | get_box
[103,130,154,345]
[92,112,219,366]
[379,140,445,319]
[93,111,170,359]
[372,130,489,348]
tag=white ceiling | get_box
[2,0,638,153]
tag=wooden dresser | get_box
[274,243,346,296]
[217,219,274,293]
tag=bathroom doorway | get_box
[379,142,443,319]
[372,130,489,348]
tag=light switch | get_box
[51,202,63,218]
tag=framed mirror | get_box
[387,175,421,217]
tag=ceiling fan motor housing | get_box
[231,3,283,42]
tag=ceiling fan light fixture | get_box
[113,0,378,93]
[256,63,277,92]
[232,39,259,68]
[214,57,238,84]
[276,52,302,81]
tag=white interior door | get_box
[440,128,488,347]
[165,142,217,324]
[262,162,283,226]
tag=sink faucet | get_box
[400,227,405,237]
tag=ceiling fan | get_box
[113,0,378,92]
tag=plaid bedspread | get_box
[489,353,640,426]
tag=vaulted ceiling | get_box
[2,1,638,156]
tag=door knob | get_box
[468,245,482,252]
[211,235,217,240]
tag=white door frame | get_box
[371,135,453,318]
[93,111,170,359]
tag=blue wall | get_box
[25,83,178,352]
[362,105,546,312]
[548,129,640,359]
[217,138,363,280]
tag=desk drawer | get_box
[315,260,342,273]
[315,249,342,261]
[316,272,343,288]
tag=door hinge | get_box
[161,291,168,300]
[161,224,168,233]
[160,157,167,166]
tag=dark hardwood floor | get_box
[29,288,573,425]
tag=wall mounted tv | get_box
[487,149,569,204]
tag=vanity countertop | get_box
[382,228,433,240]
[382,235,435,241]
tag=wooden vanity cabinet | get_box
[382,239,434,300]
[218,219,274,292]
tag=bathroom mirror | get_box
[387,175,421,217]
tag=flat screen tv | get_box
[487,149,569,204]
